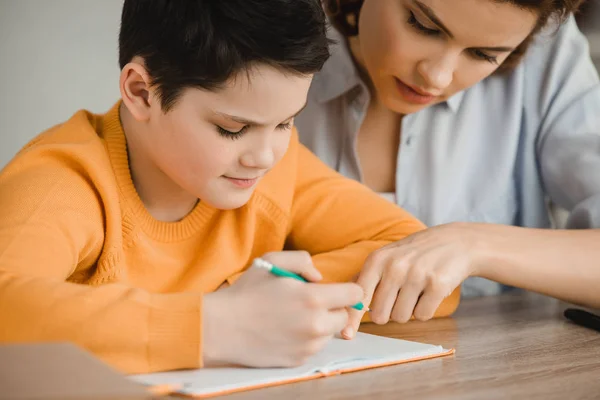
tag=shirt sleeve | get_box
[0,149,202,374]
[286,137,426,282]
[533,17,600,229]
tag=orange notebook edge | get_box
[147,348,456,399]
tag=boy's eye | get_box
[277,122,293,131]
[216,121,292,140]
[217,125,247,140]
[407,11,440,37]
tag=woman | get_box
[295,0,600,336]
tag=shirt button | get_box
[405,136,413,146]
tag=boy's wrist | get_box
[202,291,231,367]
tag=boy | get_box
[0,0,455,374]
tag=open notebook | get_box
[131,332,454,398]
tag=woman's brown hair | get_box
[324,0,586,72]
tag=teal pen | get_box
[252,258,370,312]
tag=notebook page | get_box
[131,333,448,396]
[310,332,447,373]
[132,363,318,396]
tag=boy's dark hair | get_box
[119,0,331,112]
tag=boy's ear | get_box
[119,60,155,122]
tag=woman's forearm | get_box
[475,224,600,308]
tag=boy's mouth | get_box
[222,175,261,189]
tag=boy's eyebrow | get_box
[413,0,515,52]
[216,101,308,126]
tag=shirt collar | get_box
[312,26,364,104]
[313,26,466,112]
[445,91,465,113]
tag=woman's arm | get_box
[476,224,600,307]
[342,222,600,339]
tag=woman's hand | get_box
[343,222,485,338]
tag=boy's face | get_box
[142,65,312,210]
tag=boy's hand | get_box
[343,223,481,339]
[203,251,364,368]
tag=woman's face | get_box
[356,0,538,114]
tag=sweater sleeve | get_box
[287,142,426,283]
[0,152,202,374]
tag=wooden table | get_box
[208,291,600,400]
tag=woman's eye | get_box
[407,11,440,37]
[471,49,498,64]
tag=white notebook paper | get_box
[131,332,454,398]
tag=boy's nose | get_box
[240,142,275,170]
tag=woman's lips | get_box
[395,78,437,105]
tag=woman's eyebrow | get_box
[413,0,515,52]
[413,0,455,38]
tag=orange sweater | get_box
[0,102,458,374]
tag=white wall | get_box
[0,0,123,168]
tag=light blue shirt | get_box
[296,17,600,296]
